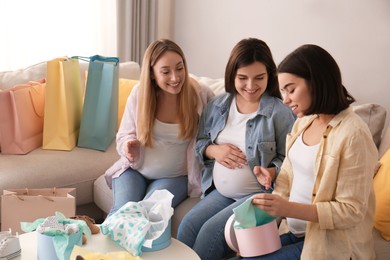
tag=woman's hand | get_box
[252,193,289,217]
[253,166,275,190]
[252,193,319,222]
[205,144,247,169]
[124,139,140,162]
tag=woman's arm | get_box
[116,85,144,168]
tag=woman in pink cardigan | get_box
[104,39,214,215]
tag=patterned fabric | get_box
[100,190,173,256]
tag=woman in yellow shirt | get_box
[249,44,377,259]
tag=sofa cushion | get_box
[94,174,113,214]
[353,103,387,148]
[190,74,225,96]
[118,79,138,128]
[374,148,390,240]
[0,61,47,91]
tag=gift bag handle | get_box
[14,187,57,202]
[28,81,45,118]
[90,55,119,64]
[68,55,119,65]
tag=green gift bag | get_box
[77,55,119,151]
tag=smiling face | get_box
[152,51,185,95]
[278,72,312,118]
[234,61,268,105]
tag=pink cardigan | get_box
[104,78,214,197]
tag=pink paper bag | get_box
[0,80,45,154]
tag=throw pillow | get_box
[118,79,138,128]
[353,103,387,148]
[0,61,46,91]
[374,148,390,240]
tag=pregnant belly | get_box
[213,162,261,199]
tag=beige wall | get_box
[173,0,390,127]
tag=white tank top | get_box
[213,97,261,200]
[287,133,319,237]
[138,119,189,179]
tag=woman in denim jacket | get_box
[177,38,296,259]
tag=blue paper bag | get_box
[77,55,119,151]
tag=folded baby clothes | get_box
[100,189,174,256]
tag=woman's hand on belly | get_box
[205,143,247,169]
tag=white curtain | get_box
[116,0,174,66]
[0,0,117,71]
[0,0,173,71]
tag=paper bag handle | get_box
[28,81,45,118]
[13,194,55,202]
[12,187,58,201]
[22,187,58,196]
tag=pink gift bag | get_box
[0,80,45,154]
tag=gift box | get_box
[224,196,282,257]
[225,214,281,257]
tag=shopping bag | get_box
[43,57,83,150]
[84,74,138,129]
[77,55,119,151]
[0,80,45,154]
[1,188,76,234]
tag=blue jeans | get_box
[109,167,188,215]
[229,232,304,260]
[177,189,252,260]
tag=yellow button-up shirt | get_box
[275,107,378,260]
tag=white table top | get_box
[15,231,200,260]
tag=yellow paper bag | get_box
[43,57,83,150]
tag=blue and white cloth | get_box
[100,189,174,256]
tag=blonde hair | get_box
[137,39,199,147]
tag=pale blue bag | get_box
[77,55,119,151]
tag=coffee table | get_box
[14,231,200,259]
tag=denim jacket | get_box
[195,92,296,196]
